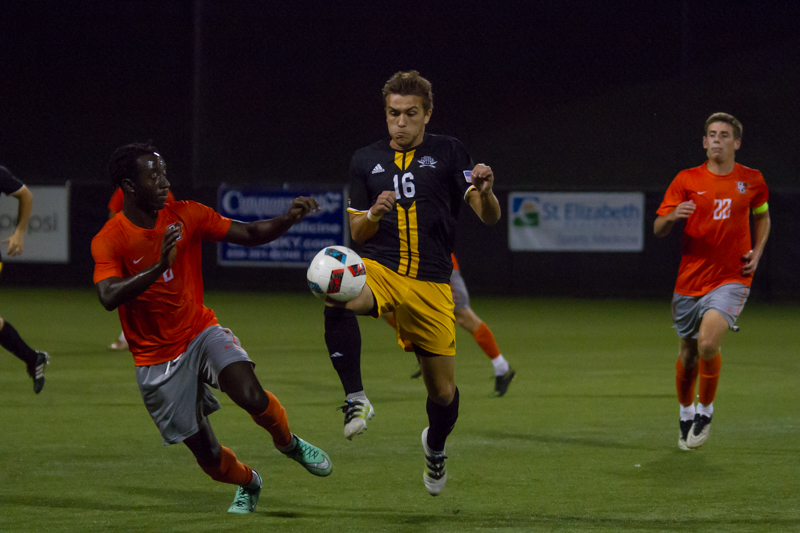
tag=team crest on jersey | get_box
[418,156,437,168]
[737,182,748,194]
[166,222,183,241]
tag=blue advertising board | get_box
[217,186,348,267]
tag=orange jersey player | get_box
[92,142,330,514]
[106,186,176,350]
[655,113,770,451]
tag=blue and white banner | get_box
[508,192,644,252]
[217,186,347,267]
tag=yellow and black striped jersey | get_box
[347,134,476,283]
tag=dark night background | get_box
[1,1,799,297]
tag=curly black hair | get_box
[107,141,158,188]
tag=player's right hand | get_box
[370,191,396,218]
[161,223,181,267]
[671,200,696,219]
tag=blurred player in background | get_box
[655,113,770,451]
[0,165,48,393]
[322,71,501,496]
[92,142,331,513]
[385,253,515,397]
[106,185,176,351]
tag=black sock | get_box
[426,387,459,452]
[0,321,37,367]
[324,306,363,395]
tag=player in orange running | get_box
[655,113,770,451]
[106,186,176,350]
[92,142,331,514]
[385,253,515,397]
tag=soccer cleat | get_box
[282,435,332,476]
[686,414,712,449]
[410,364,422,379]
[421,427,447,496]
[27,351,49,394]
[678,419,694,451]
[227,472,262,514]
[491,367,516,398]
[339,398,375,440]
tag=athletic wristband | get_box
[367,210,382,222]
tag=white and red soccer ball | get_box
[307,246,367,302]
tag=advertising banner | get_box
[0,183,70,263]
[508,192,644,252]
[217,186,347,267]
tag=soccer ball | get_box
[307,246,367,302]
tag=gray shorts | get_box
[671,283,750,340]
[450,268,470,312]
[135,325,252,445]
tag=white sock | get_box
[491,354,510,376]
[246,469,262,489]
[697,402,713,417]
[346,391,368,402]
[679,403,696,421]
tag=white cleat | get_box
[421,427,447,496]
[339,398,375,440]
[686,414,712,449]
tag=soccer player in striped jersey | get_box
[322,71,501,495]
[92,143,331,513]
[0,165,48,393]
[655,113,770,451]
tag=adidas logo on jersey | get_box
[371,164,385,174]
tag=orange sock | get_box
[698,353,721,405]
[385,314,397,328]
[199,445,253,486]
[472,322,501,360]
[675,358,699,407]
[251,390,293,448]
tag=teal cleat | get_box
[282,435,332,477]
[227,472,261,514]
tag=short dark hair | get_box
[382,70,434,113]
[704,113,742,140]
[108,141,158,188]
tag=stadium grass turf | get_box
[1,287,799,532]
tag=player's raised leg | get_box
[418,350,458,496]
[324,286,376,440]
[219,361,332,476]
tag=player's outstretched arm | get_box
[466,164,501,225]
[654,201,696,238]
[224,196,320,247]
[350,190,395,243]
[2,185,32,256]
[740,210,771,276]
[95,225,180,311]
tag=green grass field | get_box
[1,288,799,532]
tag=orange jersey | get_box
[92,201,232,365]
[107,187,176,214]
[656,162,768,296]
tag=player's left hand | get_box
[470,164,494,194]
[286,196,321,222]
[2,231,25,256]
[740,249,760,276]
